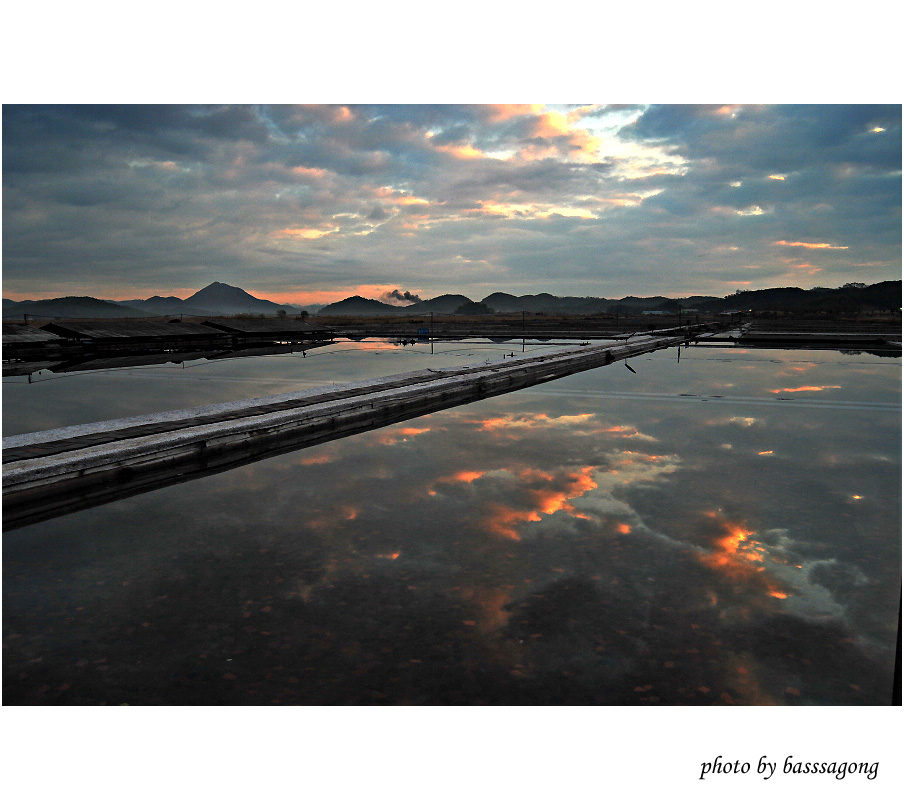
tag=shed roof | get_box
[2,323,62,344]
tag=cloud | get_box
[2,104,900,301]
[774,240,849,250]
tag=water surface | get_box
[3,343,900,704]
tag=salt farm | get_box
[2,313,900,705]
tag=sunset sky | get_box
[3,104,900,305]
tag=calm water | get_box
[3,341,901,704]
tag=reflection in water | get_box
[770,385,842,393]
[2,347,900,705]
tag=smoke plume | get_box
[383,289,422,305]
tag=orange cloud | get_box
[245,283,422,305]
[698,516,795,605]
[483,104,545,122]
[702,522,765,571]
[376,426,432,445]
[483,503,543,540]
[394,195,432,206]
[474,413,595,432]
[439,470,486,484]
[435,142,488,160]
[274,226,336,240]
[466,200,597,220]
[478,465,598,540]
[291,166,329,179]
[769,385,841,394]
[529,467,598,516]
[774,240,848,250]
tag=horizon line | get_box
[3,278,901,307]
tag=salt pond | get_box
[3,340,901,704]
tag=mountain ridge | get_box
[4,281,900,320]
[317,281,901,317]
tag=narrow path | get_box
[3,334,692,530]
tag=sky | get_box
[2,104,900,306]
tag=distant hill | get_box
[2,296,153,319]
[318,296,405,316]
[110,283,301,317]
[723,281,901,313]
[283,303,325,314]
[481,292,611,314]
[114,296,214,317]
[3,283,303,320]
[405,294,476,314]
[5,280,898,322]
[183,282,297,315]
[306,281,902,319]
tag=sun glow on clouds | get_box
[440,470,486,484]
[7,103,901,306]
[275,226,337,240]
[774,240,849,250]
[432,141,490,161]
[255,284,422,305]
[704,522,763,568]
[377,427,432,445]
[770,385,841,394]
[475,413,596,432]
[477,465,599,540]
[468,201,597,220]
[698,514,797,603]
[291,166,329,179]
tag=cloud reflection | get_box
[6,347,896,706]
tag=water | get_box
[2,342,900,704]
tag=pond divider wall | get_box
[3,333,692,529]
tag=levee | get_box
[3,333,693,529]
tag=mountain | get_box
[114,296,214,317]
[2,283,304,320]
[182,282,298,315]
[480,292,611,314]
[480,292,522,312]
[318,296,405,316]
[404,294,475,314]
[722,281,901,313]
[306,281,903,320]
[5,281,898,323]
[2,296,153,319]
